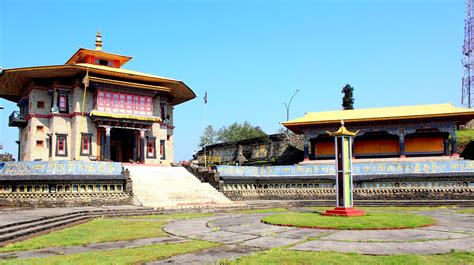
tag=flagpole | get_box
[204,93,207,169]
[78,68,89,159]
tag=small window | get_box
[109,185,115,191]
[87,185,93,192]
[56,134,67,156]
[116,185,122,191]
[73,185,79,192]
[95,185,101,191]
[36,140,44,148]
[57,185,63,192]
[37,101,45,109]
[81,133,92,156]
[99,59,109,66]
[65,185,70,192]
[27,186,33,192]
[102,185,108,191]
[36,126,44,133]
[146,137,156,159]
[34,186,40,192]
[58,95,67,113]
[80,185,86,192]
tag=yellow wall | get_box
[315,141,334,155]
[405,136,443,153]
[354,138,399,155]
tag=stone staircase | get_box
[125,166,235,209]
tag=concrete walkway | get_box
[0,208,473,263]
[162,210,474,256]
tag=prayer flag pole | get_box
[323,120,365,217]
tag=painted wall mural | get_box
[0,161,122,176]
[217,160,474,177]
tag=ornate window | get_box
[81,133,93,156]
[97,91,153,115]
[58,94,68,113]
[146,136,156,159]
[56,133,68,157]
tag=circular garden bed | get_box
[261,211,436,230]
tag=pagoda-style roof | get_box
[283,103,474,134]
[65,48,132,67]
[0,32,196,105]
[0,63,195,105]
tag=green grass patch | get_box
[309,206,457,212]
[0,240,219,265]
[231,208,289,214]
[262,212,435,230]
[230,249,474,265]
[124,212,215,219]
[457,129,474,148]
[457,209,474,214]
[0,218,168,253]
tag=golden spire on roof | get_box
[95,31,103,51]
[327,120,358,137]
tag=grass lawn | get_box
[309,206,457,212]
[457,209,474,214]
[229,249,474,265]
[231,208,289,214]
[262,212,435,230]
[0,218,168,253]
[124,212,215,219]
[0,240,219,265]
[456,129,474,148]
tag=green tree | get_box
[217,121,267,142]
[342,84,354,110]
[199,125,217,147]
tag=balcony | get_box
[9,111,27,127]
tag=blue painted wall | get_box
[0,161,123,176]
[217,160,474,177]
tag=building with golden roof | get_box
[1,32,195,164]
[283,103,474,161]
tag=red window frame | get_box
[133,96,139,110]
[58,95,67,112]
[147,141,154,157]
[139,96,145,111]
[57,138,65,155]
[145,98,152,112]
[97,92,105,108]
[119,94,125,109]
[96,91,153,114]
[105,92,111,107]
[82,137,90,155]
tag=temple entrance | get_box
[110,128,136,162]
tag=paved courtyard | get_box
[0,207,473,264]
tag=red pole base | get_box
[451,153,460,157]
[322,207,365,217]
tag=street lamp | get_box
[281,89,300,121]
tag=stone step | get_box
[125,165,232,208]
[0,215,92,243]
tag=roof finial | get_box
[95,31,102,51]
[341,119,345,126]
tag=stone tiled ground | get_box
[0,207,473,264]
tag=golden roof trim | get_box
[283,103,474,127]
[89,110,162,122]
[89,76,171,92]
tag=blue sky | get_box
[0,0,465,161]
